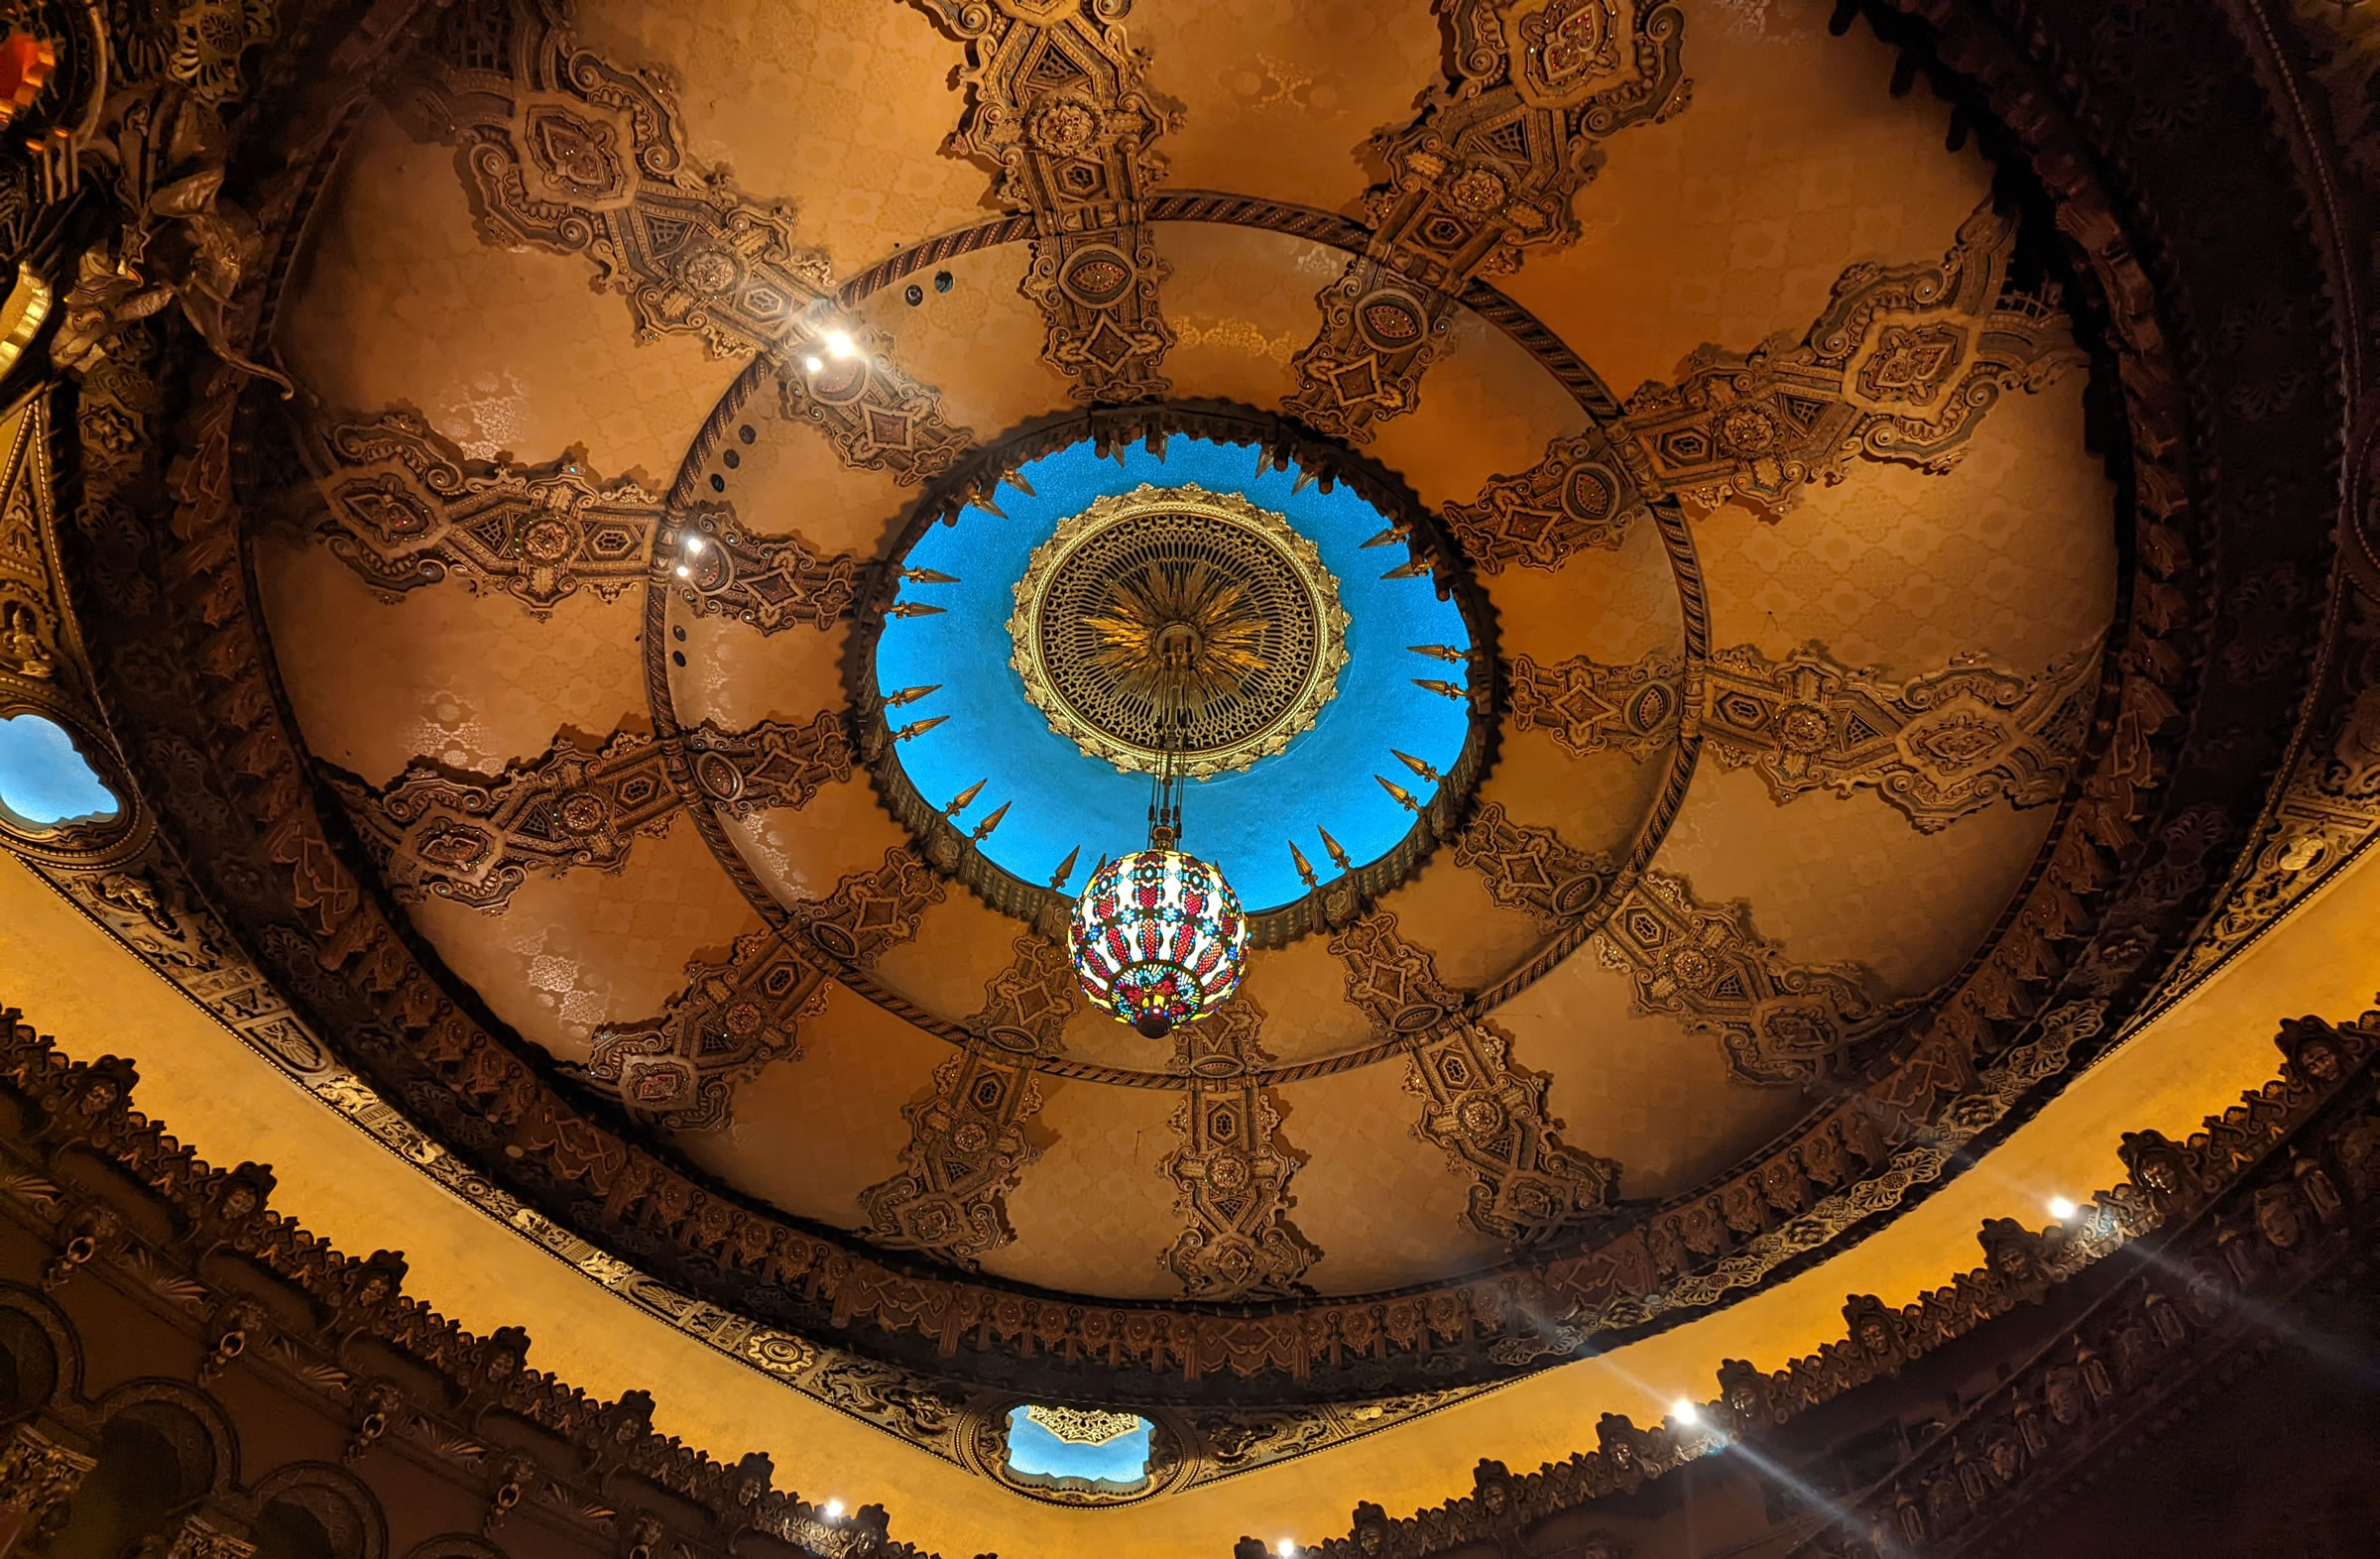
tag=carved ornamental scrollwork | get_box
[406,0,970,482]
[965,933,1081,1058]
[1284,0,1689,440]
[328,713,854,912]
[1328,908,1465,1038]
[1158,1050,1323,1299]
[1450,803,1612,922]
[1590,870,1882,1085]
[1620,200,2085,515]
[1701,638,2100,832]
[583,928,828,1132]
[1506,638,2099,834]
[858,1047,1046,1267]
[1441,426,1652,571]
[916,0,1178,402]
[306,408,660,612]
[1406,1020,1618,1246]
[667,501,862,634]
[0,1421,96,1541]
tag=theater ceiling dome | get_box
[142,0,2307,1445]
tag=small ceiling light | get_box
[822,1500,844,1521]
[824,330,857,358]
[803,354,824,373]
[1275,1543,1296,1558]
[674,564,690,578]
[2048,1196,2078,1220]
[1671,1398,1701,1426]
[685,536,704,554]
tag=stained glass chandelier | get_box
[1069,635,1249,1038]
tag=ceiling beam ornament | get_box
[915,0,1179,404]
[1170,984,1275,1079]
[1406,1019,1618,1247]
[582,927,829,1131]
[1702,638,2101,832]
[1440,425,1654,572]
[1158,1044,1324,1299]
[325,711,854,912]
[1504,648,1685,760]
[1620,200,2085,517]
[857,1046,1047,1267]
[1329,907,1466,1039]
[306,408,660,613]
[403,0,970,484]
[1450,801,1612,923]
[791,845,949,969]
[667,500,862,634]
[1508,639,2099,832]
[1589,869,1883,1086]
[1282,0,1689,441]
[964,933,1082,1058]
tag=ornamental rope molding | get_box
[1008,483,1350,777]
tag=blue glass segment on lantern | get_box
[1069,848,1247,1036]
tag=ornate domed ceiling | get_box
[30,0,2366,1523]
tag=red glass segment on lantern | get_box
[1068,848,1248,1038]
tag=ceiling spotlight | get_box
[803,354,824,373]
[674,564,690,578]
[1274,1543,1296,1558]
[824,330,857,358]
[684,536,704,554]
[822,1500,844,1521]
[1671,1398,1701,1426]
[2048,1196,2078,1220]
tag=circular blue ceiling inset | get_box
[866,426,1487,926]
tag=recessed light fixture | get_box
[1274,1542,1296,1558]
[823,1500,844,1521]
[825,330,856,358]
[674,564,690,578]
[2049,1196,2078,1220]
[1671,1398,1701,1426]
[803,354,823,373]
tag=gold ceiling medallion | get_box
[1008,484,1349,778]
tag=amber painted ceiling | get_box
[251,0,2121,1336]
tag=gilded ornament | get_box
[1008,484,1349,778]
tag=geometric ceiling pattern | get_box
[7,0,2370,1539]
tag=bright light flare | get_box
[1670,1398,1701,1426]
[824,330,857,358]
[2049,1196,2079,1220]
[822,1500,844,1521]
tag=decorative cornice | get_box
[0,1007,935,1559]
